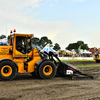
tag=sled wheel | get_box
[0,61,17,81]
[39,61,56,79]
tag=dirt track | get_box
[1,61,100,100]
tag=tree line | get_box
[0,35,89,50]
[31,36,61,50]
[0,35,61,51]
[66,41,89,50]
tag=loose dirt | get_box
[0,61,100,100]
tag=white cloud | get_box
[0,0,42,17]
[0,0,42,32]
[50,4,53,6]
[72,0,86,2]
[0,1,73,49]
[87,30,100,35]
[83,30,100,48]
[1,19,73,49]
[0,0,74,49]
[46,0,58,1]
[0,0,42,8]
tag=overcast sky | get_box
[0,0,100,49]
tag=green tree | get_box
[77,41,84,46]
[39,36,52,48]
[31,36,53,49]
[82,44,89,50]
[66,41,89,50]
[66,43,78,50]
[31,37,40,45]
[53,43,61,51]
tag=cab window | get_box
[16,36,26,54]
[27,37,32,53]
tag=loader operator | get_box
[16,36,26,54]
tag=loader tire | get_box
[96,60,100,63]
[39,61,56,79]
[30,72,38,77]
[0,61,17,81]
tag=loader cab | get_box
[16,36,32,53]
[16,36,26,54]
[9,31,33,58]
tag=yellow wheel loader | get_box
[0,29,93,81]
[93,53,100,63]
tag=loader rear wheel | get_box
[0,61,17,81]
[39,61,56,79]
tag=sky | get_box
[0,0,100,49]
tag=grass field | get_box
[61,59,100,68]
[75,64,100,67]
[61,59,95,62]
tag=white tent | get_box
[66,49,71,53]
[41,44,56,53]
[0,38,7,45]
[82,50,92,54]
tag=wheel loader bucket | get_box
[57,62,81,75]
[42,51,93,79]
[57,62,93,79]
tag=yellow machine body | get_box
[0,30,93,81]
[0,32,41,74]
[93,53,100,63]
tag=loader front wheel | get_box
[39,61,56,79]
[96,60,100,63]
[0,61,17,81]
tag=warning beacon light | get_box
[10,30,12,33]
[13,29,16,32]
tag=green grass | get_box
[75,64,100,68]
[61,59,95,62]
[60,59,99,68]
